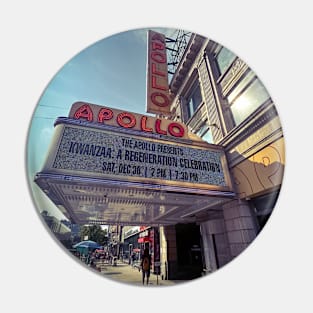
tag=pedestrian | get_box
[131,252,136,267]
[140,248,151,285]
[90,252,96,268]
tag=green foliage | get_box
[80,225,108,246]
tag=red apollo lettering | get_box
[147,31,171,113]
[152,76,167,91]
[168,123,185,138]
[151,33,164,42]
[152,41,165,51]
[71,103,187,139]
[98,108,113,123]
[155,119,167,135]
[151,51,166,63]
[151,92,169,107]
[152,63,165,77]
[116,112,136,128]
[74,104,93,121]
[140,116,153,133]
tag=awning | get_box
[138,237,151,243]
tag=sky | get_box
[26,27,180,220]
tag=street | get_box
[93,259,187,287]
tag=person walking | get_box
[131,251,136,267]
[140,248,151,285]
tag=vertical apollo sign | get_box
[146,30,171,115]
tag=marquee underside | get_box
[35,173,234,226]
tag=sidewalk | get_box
[94,259,187,287]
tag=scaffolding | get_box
[165,30,192,81]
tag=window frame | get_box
[195,120,213,143]
[185,80,203,120]
[226,71,272,127]
[215,46,237,78]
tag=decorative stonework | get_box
[225,109,283,167]
[231,137,285,198]
[234,116,281,156]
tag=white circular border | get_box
[2,1,311,312]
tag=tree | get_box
[80,225,108,246]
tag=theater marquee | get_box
[38,104,233,193]
[35,102,234,225]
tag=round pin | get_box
[26,27,285,286]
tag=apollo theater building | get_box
[35,30,285,280]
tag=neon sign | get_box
[69,102,188,139]
[146,30,171,115]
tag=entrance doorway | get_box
[175,223,203,279]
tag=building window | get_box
[227,73,271,126]
[215,47,236,77]
[196,120,213,143]
[186,83,203,119]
